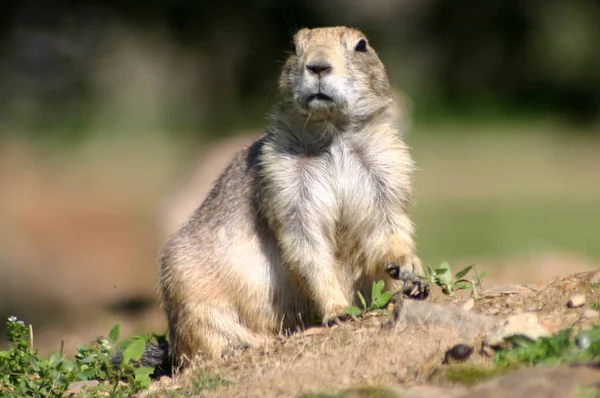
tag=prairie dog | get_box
[159,26,426,366]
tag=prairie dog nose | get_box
[306,51,332,76]
[306,62,332,76]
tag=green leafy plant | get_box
[495,326,600,368]
[0,316,75,397]
[0,316,161,397]
[444,326,600,386]
[422,262,487,298]
[346,280,393,317]
[95,324,156,391]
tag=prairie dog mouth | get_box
[307,93,333,102]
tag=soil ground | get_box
[138,268,600,398]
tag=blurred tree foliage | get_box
[0,0,598,142]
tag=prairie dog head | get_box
[278,27,393,123]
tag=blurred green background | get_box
[1,0,599,351]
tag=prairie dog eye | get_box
[355,39,368,53]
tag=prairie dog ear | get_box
[354,38,368,53]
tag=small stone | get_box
[576,329,600,350]
[461,298,475,312]
[582,309,599,319]
[487,308,500,315]
[576,334,592,349]
[568,294,586,308]
[443,344,474,364]
[590,272,600,286]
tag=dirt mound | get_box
[143,269,600,397]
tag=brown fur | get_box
[159,26,423,366]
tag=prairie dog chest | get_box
[328,135,409,216]
[262,132,412,230]
[329,139,378,209]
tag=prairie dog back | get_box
[159,26,426,366]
